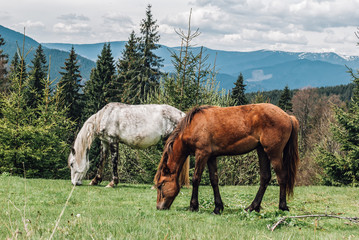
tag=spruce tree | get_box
[231,73,248,105]
[0,34,9,93]
[113,31,141,103]
[126,4,163,104]
[83,43,115,118]
[9,52,27,83]
[278,85,293,112]
[27,44,47,108]
[58,46,83,125]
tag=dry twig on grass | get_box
[268,213,359,231]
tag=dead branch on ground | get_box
[268,213,359,231]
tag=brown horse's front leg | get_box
[207,157,223,214]
[106,142,119,188]
[246,146,271,212]
[90,142,108,185]
[190,154,208,211]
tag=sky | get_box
[1,0,359,56]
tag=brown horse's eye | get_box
[157,181,165,190]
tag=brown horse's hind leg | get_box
[271,157,289,211]
[90,142,108,185]
[106,142,119,188]
[190,151,209,212]
[245,146,271,212]
[207,156,224,214]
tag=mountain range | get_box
[1,25,359,92]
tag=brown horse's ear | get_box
[162,165,171,176]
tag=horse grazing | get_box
[155,103,299,214]
[68,103,190,188]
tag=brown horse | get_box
[155,103,299,214]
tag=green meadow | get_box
[1,175,358,239]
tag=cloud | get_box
[247,70,272,82]
[189,0,359,32]
[53,22,91,34]
[13,20,45,30]
[58,13,90,23]
[98,12,136,41]
[0,11,11,21]
[103,13,134,27]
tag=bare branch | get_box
[268,213,359,231]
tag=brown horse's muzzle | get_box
[156,198,174,210]
[156,201,168,210]
[156,188,176,210]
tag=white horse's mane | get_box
[73,110,104,166]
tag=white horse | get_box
[68,103,190,187]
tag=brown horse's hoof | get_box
[189,206,199,212]
[279,206,289,211]
[212,209,222,215]
[89,180,98,186]
[245,205,261,213]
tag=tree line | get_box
[0,6,358,186]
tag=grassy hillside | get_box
[1,175,358,239]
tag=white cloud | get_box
[53,22,91,34]
[14,20,45,29]
[247,70,272,82]
[58,13,90,23]
[103,13,134,27]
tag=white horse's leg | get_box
[106,142,119,188]
[90,142,108,185]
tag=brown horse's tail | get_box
[283,115,300,197]
[179,156,190,188]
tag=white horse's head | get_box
[68,147,90,186]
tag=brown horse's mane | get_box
[155,105,214,184]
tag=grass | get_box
[0,174,358,239]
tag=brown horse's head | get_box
[155,163,180,210]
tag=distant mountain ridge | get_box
[0,25,95,82]
[1,25,359,92]
[42,43,359,92]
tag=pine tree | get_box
[58,46,83,125]
[126,4,163,104]
[278,85,293,112]
[0,34,9,93]
[231,73,248,105]
[83,43,115,119]
[113,31,141,103]
[9,52,27,83]
[27,44,47,109]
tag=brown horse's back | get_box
[181,103,292,157]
